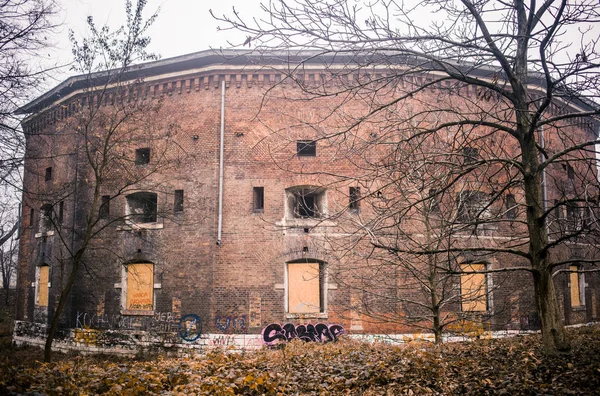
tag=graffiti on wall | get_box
[75,311,178,332]
[75,311,203,342]
[215,315,247,333]
[261,323,345,345]
[179,314,202,342]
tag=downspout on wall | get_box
[217,80,225,245]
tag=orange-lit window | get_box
[460,263,487,312]
[126,263,154,311]
[288,262,322,313]
[570,265,585,307]
[38,266,50,307]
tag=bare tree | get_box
[214,0,600,353]
[17,0,188,362]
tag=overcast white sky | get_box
[43,0,260,88]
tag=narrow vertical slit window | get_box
[349,187,360,213]
[99,195,110,219]
[506,194,517,219]
[45,167,52,182]
[174,190,184,213]
[253,187,264,212]
[58,201,64,224]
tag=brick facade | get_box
[13,50,600,347]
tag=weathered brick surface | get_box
[14,55,600,346]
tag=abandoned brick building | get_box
[12,50,600,349]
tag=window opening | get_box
[38,265,49,307]
[39,204,53,233]
[287,261,324,313]
[58,201,64,224]
[253,187,264,212]
[45,167,52,182]
[567,164,575,180]
[99,195,110,218]
[569,265,585,307]
[135,148,150,165]
[297,140,316,157]
[174,190,184,213]
[126,192,158,223]
[462,146,479,165]
[349,187,360,212]
[126,263,154,311]
[506,194,517,219]
[457,191,490,223]
[460,263,487,312]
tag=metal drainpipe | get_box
[217,79,225,245]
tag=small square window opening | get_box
[297,140,316,157]
[135,148,151,165]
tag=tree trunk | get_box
[532,269,570,352]
[44,254,81,362]
[521,128,571,354]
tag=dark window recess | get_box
[45,167,52,182]
[567,164,575,180]
[253,187,264,212]
[462,146,479,165]
[506,194,517,219]
[429,188,440,213]
[127,192,158,223]
[30,208,34,227]
[349,187,360,212]
[58,201,64,224]
[297,194,317,217]
[457,191,490,222]
[174,190,184,213]
[99,195,110,218]
[135,148,151,165]
[566,202,581,231]
[40,204,53,232]
[297,140,317,157]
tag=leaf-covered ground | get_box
[1,326,599,395]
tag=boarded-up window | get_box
[126,263,154,311]
[288,262,321,313]
[570,265,585,307]
[460,263,487,312]
[38,266,49,307]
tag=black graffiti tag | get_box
[261,323,345,345]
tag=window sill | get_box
[572,306,586,311]
[117,222,164,231]
[34,230,54,238]
[285,313,328,320]
[121,310,155,316]
[277,218,336,228]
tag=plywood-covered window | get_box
[38,265,50,307]
[287,262,322,313]
[570,265,585,307]
[126,263,154,311]
[460,263,487,312]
